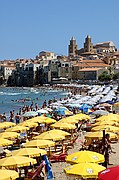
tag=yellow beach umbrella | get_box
[93,120,118,126]
[64,162,106,179]
[0,169,19,180]
[0,132,19,139]
[19,121,38,128]
[8,148,47,157]
[0,156,36,168]
[58,118,78,124]
[91,125,119,133]
[27,116,45,123]
[24,139,55,148]
[66,150,104,164]
[73,113,90,121]
[5,125,29,132]
[46,129,71,136]
[85,131,118,140]
[0,122,16,129]
[33,131,65,141]
[96,114,119,122]
[51,122,76,130]
[0,138,13,146]
[43,118,56,124]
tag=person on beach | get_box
[2,113,7,121]
[15,113,21,124]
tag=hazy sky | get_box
[0,0,119,59]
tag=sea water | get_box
[0,87,68,119]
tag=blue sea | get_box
[0,87,68,119]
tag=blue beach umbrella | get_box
[79,104,92,113]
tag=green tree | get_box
[112,72,118,80]
[98,71,111,81]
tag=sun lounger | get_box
[27,162,45,179]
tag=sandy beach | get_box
[51,133,119,180]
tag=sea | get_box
[0,87,68,120]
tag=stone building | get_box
[68,36,78,56]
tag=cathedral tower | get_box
[68,36,78,56]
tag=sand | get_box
[51,134,119,180]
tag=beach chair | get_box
[27,162,45,179]
[49,152,68,162]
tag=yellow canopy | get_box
[44,129,71,136]
[43,118,56,124]
[0,169,19,180]
[0,138,13,147]
[27,116,45,123]
[66,150,104,164]
[33,131,65,141]
[64,162,105,179]
[93,120,118,126]
[24,139,55,148]
[58,118,78,124]
[96,114,119,122]
[18,121,38,128]
[0,156,36,168]
[73,113,90,121]
[0,132,19,139]
[91,125,119,132]
[85,131,118,139]
[0,122,16,129]
[5,125,29,132]
[51,122,76,130]
[8,148,47,157]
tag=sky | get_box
[0,0,119,60]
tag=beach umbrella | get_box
[0,169,19,180]
[36,109,49,114]
[0,132,20,139]
[64,162,105,179]
[50,122,76,130]
[19,121,38,128]
[5,125,29,132]
[22,111,38,117]
[91,125,119,133]
[24,139,55,148]
[0,156,36,168]
[0,122,16,129]
[96,114,119,122]
[8,148,47,158]
[79,104,92,113]
[43,118,56,124]
[27,116,45,123]
[66,150,104,164]
[85,131,118,140]
[93,120,118,126]
[73,113,90,121]
[45,129,71,136]
[58,118,78,124]
[0,138,13,146]
[93,110,109,116]
[33,131,65,141]
[98,165,119,180]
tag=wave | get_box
[0,92,22,95]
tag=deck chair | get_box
[27,162,45,179]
